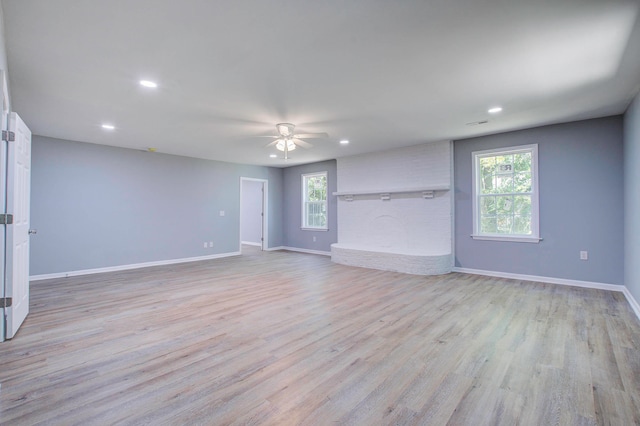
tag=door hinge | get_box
[0,213,13,225]
[1,297,12,307]
[1,130,15,142]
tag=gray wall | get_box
[0,1,10,102]
[30,136,283,275]
[240,179,263,244]
[454,116,624,285]
[624,93,640,301]
[283,160,337,252]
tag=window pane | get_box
[481,216,497,233]
[514,153,531,172]
[496,215,513,233]
[479,157,495,194]
[513,215,532,235]
[514,195,531,215]
[480,174,494,194]
[480,196,496,215]
[496,196,513,214]
[495,175,513,193]
[514,172,531,193]
[480,157,497,175]
[495,155,513,172]
[306,201,326,227]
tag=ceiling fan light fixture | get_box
[276,123,295,137]
[276,139,296,151]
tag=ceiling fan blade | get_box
[256,135,279,138]
[265,139,281,148]
[293,138,313,149]
[293,132,329,139]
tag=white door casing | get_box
[4,112,32,339]
[0,71,8,342]
[239,177,268,250]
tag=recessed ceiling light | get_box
[140,80,158,88]
[269,154,277,158]
[340,139,349,145]
[488,107,503,114]
[101,124,115,130]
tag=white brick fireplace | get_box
[331,141,453,275]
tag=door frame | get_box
[0,70,10,342]
[239,177,268,250]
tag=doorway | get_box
[240,178,267,252]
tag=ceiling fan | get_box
[264,123,328,159]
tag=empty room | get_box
[1,0,639,424]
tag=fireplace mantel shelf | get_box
[333,185,449,197]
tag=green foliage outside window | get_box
[478,151,533,235]
[303,173,327,229]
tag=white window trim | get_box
[301,171,328,231]
[471,144,540,243]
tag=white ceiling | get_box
[2,0,640,167]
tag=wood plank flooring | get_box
[1,247,639,425]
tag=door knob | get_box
[28,229,37,235]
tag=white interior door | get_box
[4,112,32,339]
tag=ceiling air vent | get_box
[465,120,489,126]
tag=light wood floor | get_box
[1,247,639,425]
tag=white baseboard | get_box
[452,267,622,292]
[30,251,241,281]
[241,241,262,247]
[265,246,331,256]
[622,287,640,321]
[453,267,640,321]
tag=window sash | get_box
[472,145,539,241]
[302,172,328,229]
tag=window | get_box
[472,144,540,242]
[302,172,328,230]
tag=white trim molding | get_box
[239,177,268,251]
[302,171,328,231]
[265,246,331,256]
[472,144,539,242]
[453,267,622,291]
[470,235,542,243]
[30,251,241,281]
[453,267,640,321]
[622,286,640,321]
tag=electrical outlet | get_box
[580,251,588,260]
[313,236,316,242]
[208,241,213,248]
[203,242,208,248]
[219,210,225,217]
